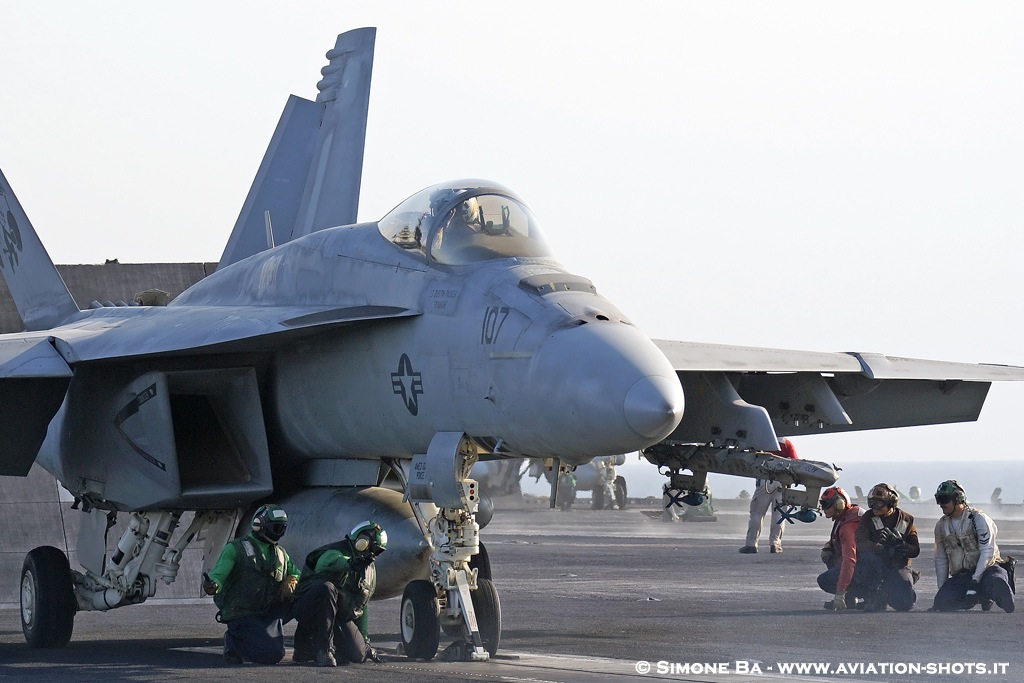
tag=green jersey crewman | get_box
[203,504,301,664]
[292,520,387,667]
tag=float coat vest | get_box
[936,507,1000,576]
[298,539,377,623]
[214,537,286,621]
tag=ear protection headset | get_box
[935,480,967,505]
[868,482,899,507]
[347,520,387,556]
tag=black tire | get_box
[400,580,440,660]
[21,546,76,648]
[472,577,501,657]
[470,541,492,581]
[614,476,628,510]
[591,486,605,510]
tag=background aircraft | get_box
[2,23,1023,663]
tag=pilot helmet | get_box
[347,520,388,558]
[934,480,967,506]
[459,197,481,225]
[867,483,899,511]
[251,504,288,543]
[819,486,850,512]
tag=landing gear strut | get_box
[19,508,238,648]
[394,432,501,661]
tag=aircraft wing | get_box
[0,303,418,476]
[0,337,73,476]
[49,304,420,363]
[654,339,1024,450]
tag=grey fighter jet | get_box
[1,27,1022,662]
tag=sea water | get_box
[524,457,1024,504]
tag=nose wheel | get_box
[396,433,502,661]
[400,579,440,659]
[471,577,501,657]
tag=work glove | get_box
[820,547,835,566]
[890,542,910,559]
[278,575,298,602]
[365,641,383,663]
[877,528,901,546]
[832,592,847,611]
[202,573,218,596]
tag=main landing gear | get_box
[18,509,238,648]
[391,433,502,662]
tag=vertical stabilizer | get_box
[290,27,375,240]
[218,95,322,268]
[0,168,80,331]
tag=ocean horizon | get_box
[522,458,1024,505]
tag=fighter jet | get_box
[2,27,1023,662]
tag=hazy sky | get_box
[1,2,1021,468]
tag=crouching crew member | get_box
[204,504,301,664]
[292,520,388,666]
[932,480,1015,613]
[817,486,863,610]
[853,483,920,611]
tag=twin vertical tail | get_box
[218,27,376,269]
[0,168,79,331]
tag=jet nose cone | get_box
[624,374,684,439]
[513,321,684,458]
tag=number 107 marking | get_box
[481,306,510,345]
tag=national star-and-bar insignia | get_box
[391,353,423,416]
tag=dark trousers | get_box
[933,565,1011,611]
[292,579,368,663]
[851,553,917,611]
[817,565,865,599]
[223,604,287,664]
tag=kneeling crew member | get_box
[204,504,301,664]
[853,483,920,611]
[292,520,388,666]
[933,480,1014,613]
[817,486,862,610]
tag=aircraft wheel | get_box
[21,546,76,648]
[614,476,628,510]
[470,541,492,580]
[472,577,501,657]
[591,486,605,510]
[400,579,440,660]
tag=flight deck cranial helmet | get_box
[820,486,851,513]
[347,520,388,558]
[867,483,899,512]
[935,480,967,507]
[251,504,288,543]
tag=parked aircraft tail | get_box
[0,167,80,331]
[218,27,375,269]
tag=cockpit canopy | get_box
[378,180,553,265]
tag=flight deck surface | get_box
[2,503,1020,682]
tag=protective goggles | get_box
[820,497,837,510]
[934,494,956,505]
[867,497,891,510]
[262,521,287,539]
